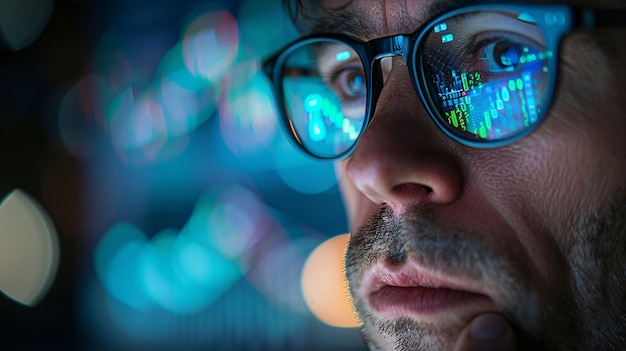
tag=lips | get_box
[363,262,494,320]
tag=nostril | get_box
[392,183,433,198]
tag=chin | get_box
[360,315,462,351]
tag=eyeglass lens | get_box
[279,9,553,158]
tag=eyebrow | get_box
[308,0,471,39]
[309,12,374,38]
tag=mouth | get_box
[363,261,495,322]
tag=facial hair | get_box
[344,200,626,350]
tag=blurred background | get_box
[0,0,368,350]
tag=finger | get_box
[453,313,517,351]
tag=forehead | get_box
[304,0,442,37]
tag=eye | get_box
[491,41,523,69]
[476,39,542,74]
[334,67,366,97]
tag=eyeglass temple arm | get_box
[578,8,626,28]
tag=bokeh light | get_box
[94,222,155,311]
[94,183,290,316]
[182,183,273,261]
[95,219,244,315]
[86,13,234,165]
[140,229,242,314]
[159,68,216,138]
[182,10,239,83]
[301,233,361,328]
[0,189,60,306]
[108,87,170,162]
[218,63,278,157]
[204,185,270,259]
[0,0,54,51]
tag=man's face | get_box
[298,0,626,349]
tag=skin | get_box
[292,0,626,349]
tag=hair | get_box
[282,0,355,33]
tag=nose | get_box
[344,59,464,213]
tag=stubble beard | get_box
[344,200,626,350]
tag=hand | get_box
[453,313,517,351]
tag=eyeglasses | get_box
[263,3,626,160]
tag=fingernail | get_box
[470,314,509,341]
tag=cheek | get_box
[540,80,626,213]
[514,32,626,229]
[526,125,626,237]
[497,66,626,245]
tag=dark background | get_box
[0,0,365,350]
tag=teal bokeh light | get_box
[139,229,242,315]
[95,220,244,315]
[94,184,282,316]
[94,222,154,311]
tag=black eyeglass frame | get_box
[263,3,626,160]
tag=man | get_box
[264,0,626,349]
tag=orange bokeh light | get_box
[301,234,362,328]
